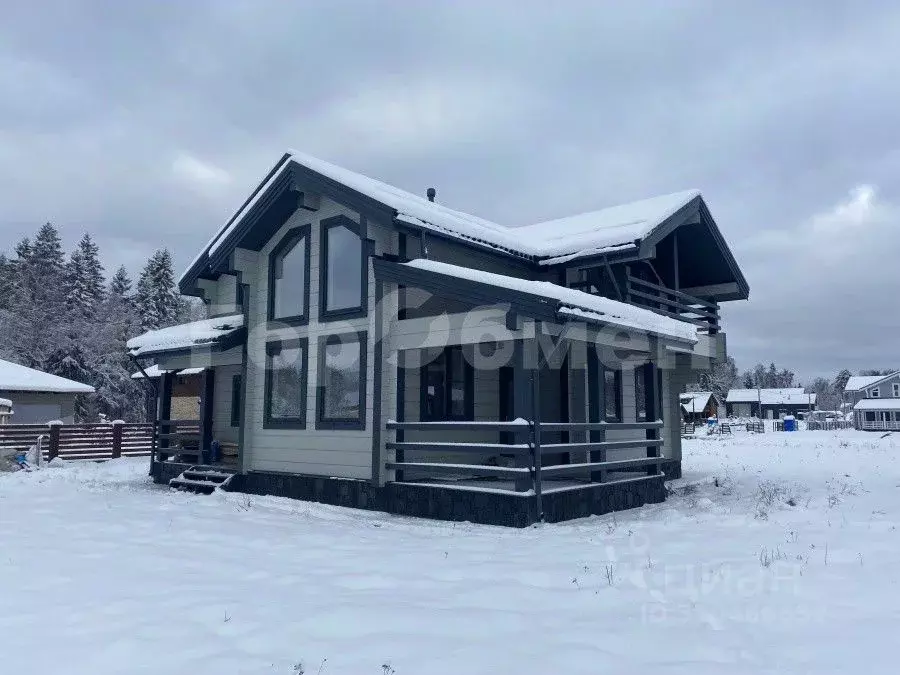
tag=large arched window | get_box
[267,225,310,324]
[319,215,367,320]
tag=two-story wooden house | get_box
[127,151,749,526]
[845,372,900,431]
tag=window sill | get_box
[267,316,310,329]
[315,418,366,431]
[263,418,308,430]
[319,306,368,322]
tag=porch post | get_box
[643,359,660,476]
[158,371,174,451]
[587,345,607,483]
[199,368,215,458]
[512,338,534,492]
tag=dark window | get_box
[865,411,876,422]
[268,226,310,324]
[604,368,622,422]
[320,216,367,320]
[264,338,308,428]
[230,374,242,427]
[421,346,474,421]
[316,332,367,429]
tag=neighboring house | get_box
[680,391,724,422]
[0,358,94,423]
[127,150,749,526]
[843,373,899,411]
[847,372,900,431]
[726,388,816,419]
[132,365,205,422]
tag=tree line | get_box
[0,222,199,421]
[692,357,897,411]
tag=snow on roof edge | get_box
[0,359,95,394]
[181,150,707,285]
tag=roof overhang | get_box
[126,315,246,360]
[373,258,698,348]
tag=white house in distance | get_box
[845,372,900,431]
[726,388,816,419]
[0,358,95,424]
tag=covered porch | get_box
[127,315,247,475]
[854,400,900,431]
[372,258,704,522]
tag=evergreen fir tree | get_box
[136,249,179,331]
[109,265,132,298]
[66,233,105,318]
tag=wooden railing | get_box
[807,420,853,431]
[385,419,665,517]
[0,422,154,462]
[153,419,202,463]
[626,276,720,333]
[860,420,900,431]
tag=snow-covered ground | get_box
[2,430,898,674]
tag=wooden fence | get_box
[385,419,665,517]
[0,422,154,462]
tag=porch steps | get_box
[169,466,236,495]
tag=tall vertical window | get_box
[421,346,474,421]
[893,383,899,398]
[264,338,308,428]
[317,332,367,429]
[604,368,622,422]
[320,216,367,320]
[268,226,310,324]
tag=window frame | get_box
[263,337,309,429]
[871,387,881,398]
[267,225,311,327]
[893,383,900,398]
[603,367,623,423]
[419,346,475,422]
[315,331,368,430]
[318,215,369,322]
[230,373,242,427]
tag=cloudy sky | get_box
[1,1,898,381]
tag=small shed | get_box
[0,359,94,423]
[680,391,723,422]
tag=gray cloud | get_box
[2,1,899,380]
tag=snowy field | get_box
[2,431,898,674]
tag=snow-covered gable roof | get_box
[0,359,95,394]
[183,151,708,285]
[845,373,899,392]
[514,190,701,265]
[402,259,699,344]
[680,391,716,411]
[126,315,244,358]
[727,388,815,405]
[131,365,205,379]
[854,398,900,411]
[844,375,886,392]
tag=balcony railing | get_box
[625,276,720,333]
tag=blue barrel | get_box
[783,416,796,432]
